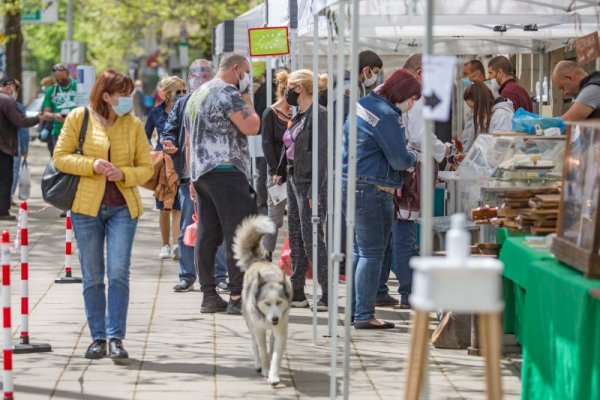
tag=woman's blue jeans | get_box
[343,182,394,323]
[71,205,138,341]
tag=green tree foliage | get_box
[21,0,256,77]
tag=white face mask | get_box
[363,68,378,88]
[237,71,250,93]
[397,99,413,113]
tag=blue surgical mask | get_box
[461,78,472,87]
[111,96,133,116]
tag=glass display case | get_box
[452,134,565,213]
[552,122,600,279]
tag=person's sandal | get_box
[354,320,395,329]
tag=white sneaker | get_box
[159,245,171,260]
[171,244,180,260]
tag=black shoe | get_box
[311,293,328,312]
[109,338,129,359]
[375,293,400,307]
[59,211,68,218]
[201,295,228,313]
[226,297,242,315]
[85,339,107,359]
[173,280,193,292]
[354,320,395,330]
[291,289,309,308]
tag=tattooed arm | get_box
[229,90,261,136]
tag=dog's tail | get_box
[233,215,276,271]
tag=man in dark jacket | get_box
[0,76,47,219]
[552,60,600,121]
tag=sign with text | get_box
[248,27,290,57]
[575,32,600,66]
[21,0,58,24]
[422,55,457,122]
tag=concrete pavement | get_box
[0,141,522,399]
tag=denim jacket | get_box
[161,94,191,178]
[342,92,416,188]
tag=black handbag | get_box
[41,108,90,210]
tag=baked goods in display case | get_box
[551,122,600,279]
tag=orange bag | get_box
[183,213,198,247]
[278,234,312,279]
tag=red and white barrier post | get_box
[55,211,81,284]
[2,231,14,400]
[13,202,51,354]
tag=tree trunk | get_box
[5,1,23,101]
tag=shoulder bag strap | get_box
[75,108,90,155]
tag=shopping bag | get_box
[183,213,198,246]
[511,108,566,134]
[278,234,312,279]
[18,159,31,200]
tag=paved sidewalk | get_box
[0,142,522,399]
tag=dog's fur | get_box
[233,215,293,386]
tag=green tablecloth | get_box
[500,238,600,400]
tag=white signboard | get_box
[76,65,96,106]
[422,55,456,122]
[61,41,85,64]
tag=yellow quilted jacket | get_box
[53,107,153,218]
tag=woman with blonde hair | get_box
[145,75,186,260]
[283,69,329,310]
[261,69,292,260]
[53,69,153,358]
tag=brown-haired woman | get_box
[261,69,292,259]
[53,69,153,360]
[463,81,514,143]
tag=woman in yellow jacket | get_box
[53,70,153,360]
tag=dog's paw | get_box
[268,375,280,386]
[255,367,262,374]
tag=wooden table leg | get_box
[404,311,430,400]
[479,313,503,400]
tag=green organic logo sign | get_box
[248,27,289,57]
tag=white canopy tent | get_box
[298,0,599,54]
[294,0,600,399]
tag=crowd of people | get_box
[0,46,598,357]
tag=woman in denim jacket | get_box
[342,69,420,329]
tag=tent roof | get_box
[297,0,600,54]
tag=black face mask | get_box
[58,79,70,87]
[285,88,299,107]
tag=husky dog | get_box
[233,215,293,386]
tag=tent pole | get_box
[343,0,359,397]
[311,12,320,347]
[266,57,272,108]
[248,56,258,191]
[538,47,544,114]
[299,36,305,69]
[419,0,435,398]
[330,0,346,398]
[326,13,336,340]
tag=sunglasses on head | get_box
[189,66,212,74]
[175,89,187,95]
[52,64,69,72]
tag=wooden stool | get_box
[405,257,504,400]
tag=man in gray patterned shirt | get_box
[184,52,261,315]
